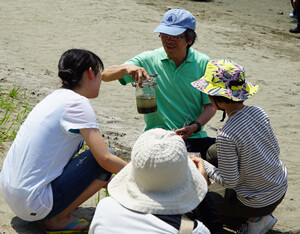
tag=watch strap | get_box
[189,121,202,133]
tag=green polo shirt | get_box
[119,47,211,139]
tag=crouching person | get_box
[191,59,288,233]
[89,128,211,233]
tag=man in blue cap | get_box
[101,8,224,233]
[102,8,216,159]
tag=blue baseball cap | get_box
[154,8,196,36]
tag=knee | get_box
[206,143,218,167]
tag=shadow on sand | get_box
[9,206,299,234]
[10,207,96,233]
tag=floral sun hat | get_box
[191,59,259,101]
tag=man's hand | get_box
[126,65,151,87]
[174,125,195,140]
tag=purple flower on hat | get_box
[225,88,248,99]
[211,60,245,91]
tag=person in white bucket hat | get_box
[89,128,212,233]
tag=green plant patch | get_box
[0,85,32,156]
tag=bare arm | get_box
[80,128,127,174]
[193,103,216,131]
[175,103,216,140]
[190,156,210,185]
[102,64,151,87]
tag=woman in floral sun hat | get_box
[191,59,288,233]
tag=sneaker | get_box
[247,214,277,234]
[289,26,300,33]
[289,13,296,18]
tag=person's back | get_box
[89,128,211,234]
[0,89,90,220]
[191,59,288,233]
[90,197,210,234]
[0,49,128,232]
[216,105,287,207]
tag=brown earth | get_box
[0,0,299,233]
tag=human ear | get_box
[187,39,193,45]
[87,67,95,80]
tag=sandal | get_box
[45,218,89,233]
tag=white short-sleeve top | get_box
[0,88,99,221]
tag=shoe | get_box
[45,219,89,233]
[289,26,300,33]
[247,215,277,234]
[289,13,297,18]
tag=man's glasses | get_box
[159,33,185,41]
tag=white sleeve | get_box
[61,97,99,132]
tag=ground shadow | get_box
[190,0,213,2]
[223,225,296,234]
[10,207,96,233]
[11,217,44,234]
[10,206,299,233]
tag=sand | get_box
[0,0,299,233]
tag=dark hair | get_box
[58,49,104,89]
[184,29,197,50]
[212,96,244,104]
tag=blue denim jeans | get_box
[46,148,113,219]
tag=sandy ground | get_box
[0,0,299,233]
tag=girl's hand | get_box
[189,156,210,185]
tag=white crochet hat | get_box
[108,128,208,215]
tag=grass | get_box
[0,85,32,156]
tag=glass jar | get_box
[132,77,157,114]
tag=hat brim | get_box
[154,24,186,36]
[108,158,207,215]
[191,78,259,101]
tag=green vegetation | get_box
[0,85,32,156]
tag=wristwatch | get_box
[189,121,202,133]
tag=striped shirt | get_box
[204,106,288,208]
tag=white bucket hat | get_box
[108,128,208,215]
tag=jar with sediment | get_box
[133,77,157,114]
